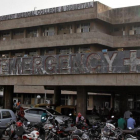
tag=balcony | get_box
[113,34,140,48]
[0,31,113,51]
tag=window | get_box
[47,49,55,54]
[2,32,10,36]
[43,27,55,36]
[29,51,38,56]
[15,53,23,57]
[2,111,12,119]
[81,23,90,33]
[38,109,46,115]
[60,48,71,54]
[87,96,89,107]
[76,23,90,33]
[26,109,38,114]
[114,28,120,32]
[13,30,24,35]
[61,95,69,105]
[27,29,38,37]
[79,46,91,53]
[2,54,9,58]
[46,109,61,115]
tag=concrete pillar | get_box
[90,20,94,32]
[38,27,42,37]
[54,48,57,55]
[3,86,14,110]
[77,87,87,118]
[134,94,137,109]
[53,87,61,106]
[24,29,27,38]
[119,93,128,115]
[70,95,74,105]
[111,94,115,108]
[9,52,12,58]
[21,94,24,104]
[125,25,129,35]
[37,49,41,56]
[54,25,58,35]
[10,30,13,40]
[72,23,76,33]
[71,46,75,53]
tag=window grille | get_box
[79,47,91,53]
[60,48,71,54]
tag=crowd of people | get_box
[91,106,136,130]
[92,106,136,130]
[118,109,136,130]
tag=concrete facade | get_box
[1,1,140,115]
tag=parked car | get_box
[24,107,73,124]
[0,109,16,127]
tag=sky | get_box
[0,0,140,16]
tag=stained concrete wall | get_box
[113,35,140,48]
[0,2,140,51]
[1,1,140,32]
[0,31,113,51]
[97,2,140,24]
[0,74,140,86]
[0,7,96,31]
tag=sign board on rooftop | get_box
[0,1,94,21]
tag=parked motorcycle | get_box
[70,128,89,140]
[101,123,123,140]
[88,121,105,140]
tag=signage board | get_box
[0,1,94,21]
[0,50,140,75]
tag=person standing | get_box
[124,109,132,120]
[127,114,136,129]
[16,101,21,109]
[118,115,126,129]
[92,106,97,114]
[76,113,84,124]
[17,107,25,121]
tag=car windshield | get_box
[46,109,61,115]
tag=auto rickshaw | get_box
[56,105,76,122]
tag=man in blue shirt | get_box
[127,114,136,129]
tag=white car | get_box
[24,107,72,124]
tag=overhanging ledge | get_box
[0,73,139,86]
